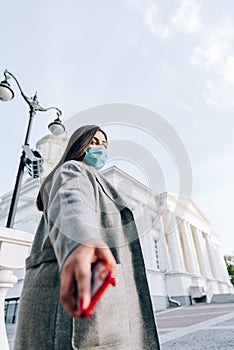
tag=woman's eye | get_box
[90,139,107,148]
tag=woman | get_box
[14,125,160,350]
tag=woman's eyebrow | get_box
[93,136,107,144]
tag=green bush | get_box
[224,255,234,286]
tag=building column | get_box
[157,214,170,272]
[181,220,200,274]
[134,203,152,268]
[164,211,185,272]
[192,228,213,278]
[215,245,232,284]
[204,233,222,280]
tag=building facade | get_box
[0,133,233,312]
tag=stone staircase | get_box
[211,293,234,304]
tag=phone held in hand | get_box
[80,260,116,318]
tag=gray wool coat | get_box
[13,161,160,350]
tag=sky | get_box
[1,0,234,255]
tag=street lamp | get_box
[0,69,66,228]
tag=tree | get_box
[224,255,234,286]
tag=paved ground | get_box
[155,303,234,350]
[6,303,234,349]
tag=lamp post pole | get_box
[0,70,65,228]
[7,98,36,228]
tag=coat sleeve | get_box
[46,161,101,270]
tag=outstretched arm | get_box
[46,161,116,317]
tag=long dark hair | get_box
[36,125,107,212]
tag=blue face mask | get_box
[83,146,108,170]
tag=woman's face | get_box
[83,130,108,170]
[89,130,108,149]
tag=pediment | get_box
[161,192,210,229]
[102,167,210,229]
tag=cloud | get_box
[172,0,201,34]
[202,81,234,106]
[144,1,171,38]
[191,20,234,105]
[176,100,192,111]
[144,0,201,38]
[191,20,234,70]
[223,56,234,85]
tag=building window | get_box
[153,238,160,270]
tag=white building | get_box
[0,133,233,312]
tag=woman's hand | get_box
[59,240,116,317]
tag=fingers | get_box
[95,247,117,272]
[59,240,117,318]
[60,267,78,317]
[81,239,117,272]
[60,244,94,317]
[75,260,92,316]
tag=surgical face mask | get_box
[83,146,108,170]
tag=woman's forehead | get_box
[93,130,107,141]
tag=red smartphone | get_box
[80,260,116,318]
